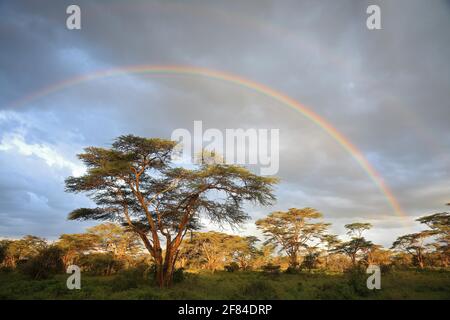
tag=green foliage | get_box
[300,252,320,271]
[0,270,449,300]
[261,263,281,275]
[172,268,185,284]
[225,262,240,272]
[344,268,371,297]
[79,253,123,275]
[0,241,7,264]
[241,280,279,299]
[344,223,372,238]
[19,246,64,280]
[64,134,278,287]
[256,208,329,268]
[111,268,144,291]
[285,266,302,274]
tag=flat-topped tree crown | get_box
[65,134,278,287]
[344,222,372,238]
[256,207,330,268]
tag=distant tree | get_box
[334,222,373,266]
[334,238,373,267]
[256,208,329,269]
[416,211,449,267]
[392,208,449,269]
[56,233,98,267]
[228,236,259,270]
[300,250,320,271]
[344,223,372,238]
[0,240,10,265]
[391,232,434,269]
[20,246,64,279]
[253,243,276,269]
[184,231,232,271]
[321,234,341,268]
[65,135,277,287]
[364,245,391,266]
[87,223,142,266]
[3,235,47,267]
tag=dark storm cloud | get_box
[1,0,449,246]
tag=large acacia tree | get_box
[65,135,277,287]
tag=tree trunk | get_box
[351,254,357,266]
[289,252,298,268]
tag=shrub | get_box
[300,252,320,271]
[285,266,301,274]
[0,266,13,273]
[261,263,281,275]
[172,268,185,284]
[79,253,122,275]
[224,262,240,272]
[0,242,7,265]
[19,246,64,280]
[112,269,141,291]
[345,267,371,297]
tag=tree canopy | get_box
[65,135,278,287]
[256,207,329,268]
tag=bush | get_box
[19,246,64,280]
[0,266,13,273]
[224,262,240,272]
[300,252,320,271]
[79,253,123,275]
[261,263,281,275]
[172,268,185,284]
[345,268,371,297]
[285,266,301,274]
[112,269,141,291]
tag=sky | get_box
[0,0,449,247]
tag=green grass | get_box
[0,269,449,300]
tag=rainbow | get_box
[7,65,405,218]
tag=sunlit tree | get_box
[65,135,277,287]
[256,207,329,269]
[334,222,373,266]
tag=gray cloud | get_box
[1,0,449,246]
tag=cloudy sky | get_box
[1,0,449,247]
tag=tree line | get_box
[0,135,448,286]
[1,207,448,280]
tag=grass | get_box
[0,269,449,300]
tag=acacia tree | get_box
[2,235,47,267]
[181,231,233,271]
[228,236,259,270]
[391,209,449,269]
[391,232,433,269]
[57,233,98,267]
[345,223,372,238]
[321,234,341,268]
[334,222,373,266]
[65,135,277,287]
[256,207,329,269]
[87,223,142,265]
[416,211,449,267]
